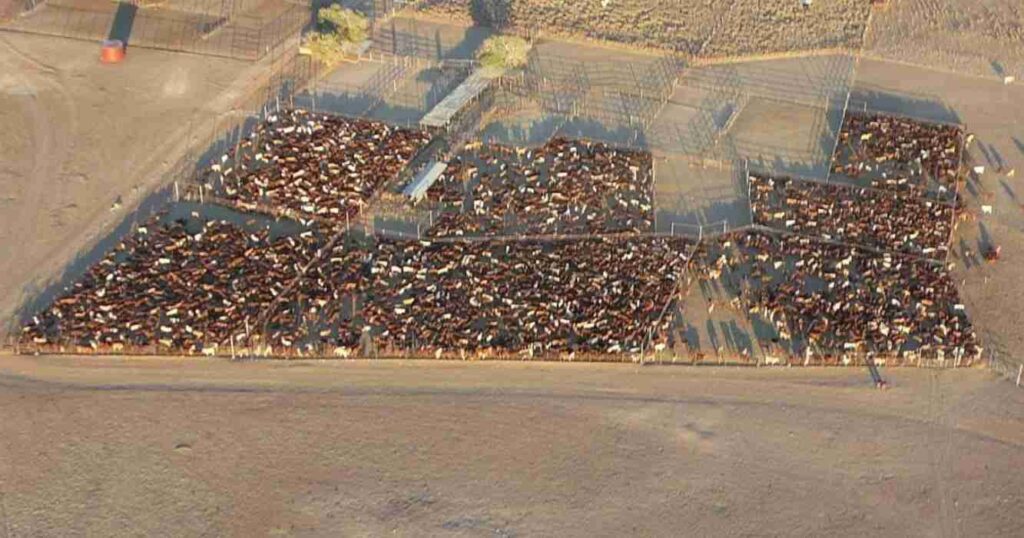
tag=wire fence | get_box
[4,326,998,369]
[296,54,472,126]
[0,0,311,61]
[369,217,739,245]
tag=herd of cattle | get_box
[16,109,982,364]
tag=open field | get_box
[410,0,1024,82]
[1,356,1022,536]
[0,33,238,334]
[868,0,1024,80]
[413,0,871,58]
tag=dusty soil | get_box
[0,356,1022,536]
[868,0,1024,79]
[0,33,279,337]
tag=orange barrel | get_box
[100,39,126,64]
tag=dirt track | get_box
[0,32,268,337]
[1,356,1022,536]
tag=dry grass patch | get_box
[412,0,871,58]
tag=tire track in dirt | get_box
[0,490,11,538]
[928,371,960,537]
[0,37,77,330]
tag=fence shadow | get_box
[9,183,177,335]
[847,85,962,125]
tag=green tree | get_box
[318,5,368,44]
[476,35,530,70]
[304,5,369,66]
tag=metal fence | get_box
[296,55,472,126]
[0,0,311,61]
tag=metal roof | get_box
[419,68,503,128]
[402,161,448,202]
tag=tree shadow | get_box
[470,0,513,30]
[374,11,496,60]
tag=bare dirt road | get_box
[1,356,1022,537]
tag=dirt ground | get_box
[0,356,1021,536]
[0,32,280,337]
